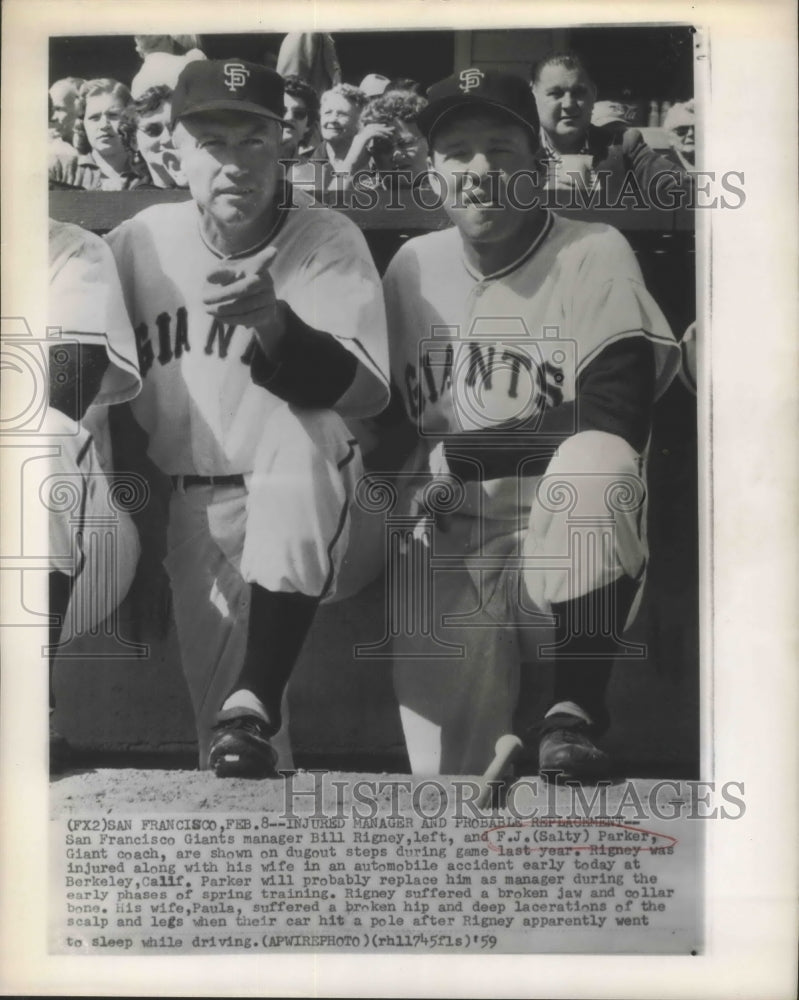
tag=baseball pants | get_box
[162,404,382,770]
[393,430,649,775]
[47,406,140,638]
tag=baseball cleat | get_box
[534,714,611,783]
[209,714,279,779]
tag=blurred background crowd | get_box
[48,30,696,195]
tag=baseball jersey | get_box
[106,188,390,476]
[383,211,679,445]
[48,219,141,407]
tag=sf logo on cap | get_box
[224,62,250,92]
[459,68,485,93]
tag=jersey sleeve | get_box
[569,225,680,400]
[248,303,358,408]
[382,242,421,420]
[286,212,391,419]
[49,220,141,406]
[103,218,137,308]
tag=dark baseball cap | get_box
[418,69,540,146]
[171,59,285,127]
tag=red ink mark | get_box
[481,818,678,854]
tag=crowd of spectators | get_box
[49,34,696,197]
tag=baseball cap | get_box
[171,59,285,127]
[360,73,391,98]
[418,69,539,144]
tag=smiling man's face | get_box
[533,63,595,153]
[429,109,540,248]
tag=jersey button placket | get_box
[468,282,487,313]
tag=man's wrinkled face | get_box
[172,110,282,226]
[533,64,595,151]
[429,110,540,246]
[319,93,360,145]
[49,81,81,141]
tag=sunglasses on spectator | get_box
[138,122,169,138]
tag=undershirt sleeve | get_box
[444,336,655,482]
[248,301,359,409]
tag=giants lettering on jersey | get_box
[133,310,257,377]
[404,320,571,435]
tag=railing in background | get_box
[49,188,694,236]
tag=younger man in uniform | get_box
[383,70,680,779]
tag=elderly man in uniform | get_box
[106,59,390,778]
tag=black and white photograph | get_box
[1,0,796,996]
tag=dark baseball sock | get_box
[225,585,320,735]
[546,575,639,735]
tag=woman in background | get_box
[50,79,146,190]
[119,85,183,189]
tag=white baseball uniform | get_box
[48,220,142,635]
[105,189,390,767]
[383,211,681,774]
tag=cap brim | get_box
[592,115,629,128]
[173,100,285,126]
[419,95,537,143]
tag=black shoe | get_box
[535,713,610,783]
[209,714,278,779]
